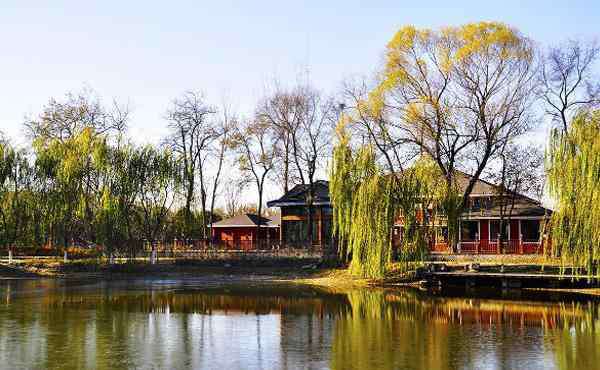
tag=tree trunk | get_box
[307,184,314,247]
[208,144,226,247]
[257,184,263,250]
[185,173,194,237]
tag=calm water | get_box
[0,279,599,370]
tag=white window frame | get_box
[489,220,511,241]
[459,220,480,242]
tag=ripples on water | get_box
[0,279,599,370]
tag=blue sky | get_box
[1,0,599,145]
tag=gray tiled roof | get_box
[268,173,551,218]
[455,171,498,195]
[211,213,280,228]
[266,180,330,207]
[462,195,550,219]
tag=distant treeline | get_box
[0,84,336,255]
[1,22,599,271]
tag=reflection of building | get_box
[268,173,552,254]
[279,313,335,369]
[3,279,598,370]
[210,213,279,250]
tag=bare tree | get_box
[259,84,336,244]
[223,178,243,218]
[207,105,235,244]
[232,119,279,239]
[539,39,600,133]
[487,143,544,250]
[25,88,128,142]
[256,88,303,193]
[292,86,337,244]
[165,91,218,239]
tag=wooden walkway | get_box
[423,268,600,289]
[427,270,596,281]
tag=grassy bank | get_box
[0,257,419,289]
[3,257,600,296]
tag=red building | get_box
[268,173,552,255]
[420,173,552,254]
[211,213,280,250]
[267,181,333,249]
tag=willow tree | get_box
[0,145,35,250]
[0,141,35,250]
[95,143,147,258]
[546,110,600,277]
[341,22,537,250]
[33,127,106,248]
[330,127,393,278]
[0,140,17,248]
[27,90,128,246]
[135,146,180,245]
[331,121,447,278]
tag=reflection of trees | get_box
[330,290,453,370]
[37,285,351,316]
[0,282,352,369]
[329,289,600,370]
[1,280,600,370]
[548,302,600,370]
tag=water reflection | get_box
[0,279,598,370]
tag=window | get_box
[284,220,307,243]
[490,220,509,240]
[471,197,491,211]
[284,220,322,243]
[321,218,332,244]
[484,197,491,210]
[460,221,479,241]
[312,219,319,242]
[321,206,333,216]
[425,209,434,223]
[436,227,448,243]
[521,220,540,242]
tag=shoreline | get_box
[2,259,600,297]
[0,260,370,288]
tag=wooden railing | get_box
[457,239,544,255]
[143,239,328,253]
[0,239,332,261]
[138,239,335,260]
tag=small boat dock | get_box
[421,263,600,289]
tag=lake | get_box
[0,278,598,370]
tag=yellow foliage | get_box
[453,22,524,61]
[367,87,385,117]
[356,99,370,118]
[438,45,453,74]
[405,102,422,123]
[335,112,352,141]
[387,25,418,52]
[356,21,531,122]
